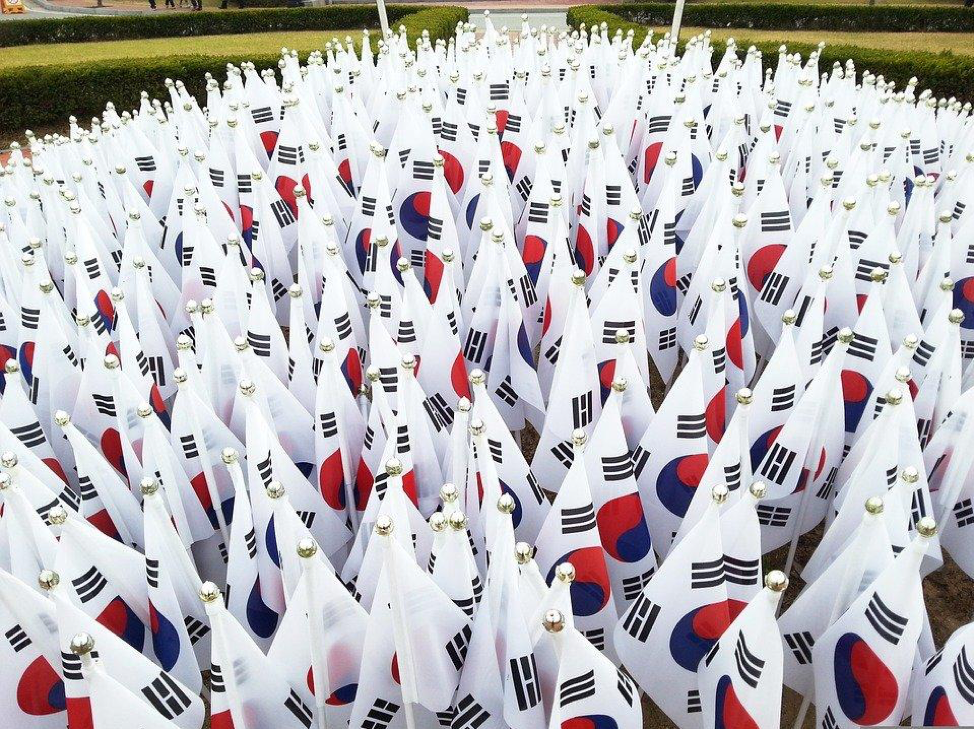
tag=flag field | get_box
[3,6,974,729]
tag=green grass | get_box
[0,27,366,68]
[674,25,974,56]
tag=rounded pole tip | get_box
[917,517,937,539]
[765,570,788,593]
[140,477,159,496]
[38,569,60,591]
[514,542,534,564]
[221,448,238,465]
[375,515,394,536]
[296,537,318,559]
[70,632,95,656]
[440,483,459,503]
[555,561,576,584]
[711,484,729,504]
[865,496,885,515]
[543,609,565,633]
[497,493,516,514]
[429,512,447,533]
[265,481,285,499]
[749,480,767,499]
[199,581,222,603]
[571,429,586,447]
[385,458,403,477]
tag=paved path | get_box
[467,8,568,30]
[3,0,75,18]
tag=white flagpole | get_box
[780,328,853,578]
[297,538,331,729]
[669,0,687,51]
[376,505,418,729]
[319,338,360,534]
[788,496,886,729]
[376,0,390,39]
[175,369,232,551]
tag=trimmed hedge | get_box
[567,6,651,46]
[566,6,974,100]
[607,2,974,33]
[0,5,467,139]
[0,4,424,48]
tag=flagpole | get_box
[319,338,360,534]
[376,507,419,729]
[297,538,331,729]
[201,582,248,729]
[669,0,687,52]
[788,496,886,729]
[376,0,390,39]
[175,368,232,552]
[780,328,853,579]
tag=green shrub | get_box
[594,3,974,33]
[566,6,652,46]
[0,4,423,47]
[0,5,467,139]
[566,6,974,100]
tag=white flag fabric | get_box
[697,578,786,729]
[203,585,316,729]
[912,622,974,727]
[548,620,642,729]
[615,496,738,729]
[2,19,974,729]
[813,530,932,729]
[0,570,67,729]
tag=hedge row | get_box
[608,2,974,33]
[0,5,468,139]
[566,6,974,100]
[0,4,424,48]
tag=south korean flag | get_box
[698,574,787,729]
[813,525,933,729]
[615,494,736,729]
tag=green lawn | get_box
[675,25,974,56]
[0,28,366,68]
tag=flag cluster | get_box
[1,12,973,729]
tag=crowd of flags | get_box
[1,9,974,729]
